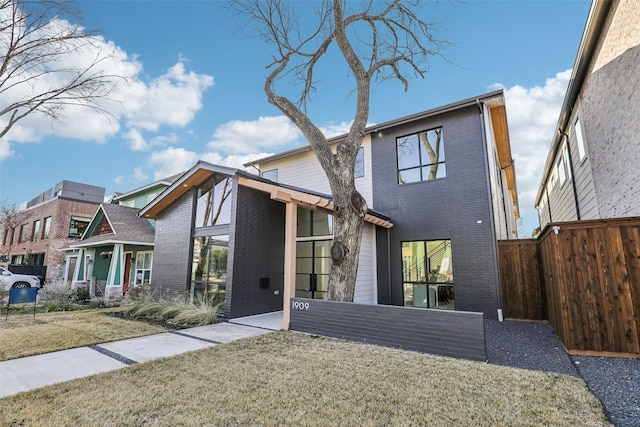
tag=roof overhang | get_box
[237,177,393,229]
[489,103,520,218]
[68,239,155,249]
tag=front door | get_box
[295,239,331,299]
[123,253,132,294]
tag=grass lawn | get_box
[0,331,611,426]
[0,307,169,361]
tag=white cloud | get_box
[207,116,301,154]
[124,62,214,132]
[0,11,213,161]
[320,121,353,138]
[492,69,571,235]
[133,167,149,182]
[148,147,200,180]
[113,176,123,186]
[123,128,148,151]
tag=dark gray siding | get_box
[226,185,285,319]
[289,298,486,361]
[371,105,502,317]
[152,190,195,294]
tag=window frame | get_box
[575,117,586,161]
[396,127,445,185]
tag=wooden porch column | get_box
[281,201,297,330]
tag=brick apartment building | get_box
[1,181,105,283]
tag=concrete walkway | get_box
[0,322,272,398]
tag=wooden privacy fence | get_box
[499,217,640,356]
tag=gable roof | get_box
[112,172,185,204]
[139,160,393,228]
[69,203,155,248]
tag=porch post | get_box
[281,201,297,330]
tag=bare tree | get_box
[0,201,32,261]
[0,0,124,140]
[232,0,445,301]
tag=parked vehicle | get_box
[0,267,41,290]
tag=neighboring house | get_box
[141,89,519,325]
[535,0,640,229]
[111,172,183,209]
[0,181,105,283]
[62,174,181,297]
[64,204,156,298]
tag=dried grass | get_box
[0,308,168,361]
[0,332,611,426]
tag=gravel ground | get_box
[484,319,640,427]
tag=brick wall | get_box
[152,190,195,294]
[225,186,285,319]
[581,0,640,219]
[371,105,502,317]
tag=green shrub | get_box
[72,288,91,304]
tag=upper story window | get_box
[396,127,445,184]
[31,219,40,242]
[42,217,52,239]
[195,174,232,227]
[262,169,278,182]
[69,216,90,238]
[146,193,156,204]
[18,224,28,243]
[575,117,586,161]
[557,155,566,186]
[354,147,364,179]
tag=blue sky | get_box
[0,0,592,236]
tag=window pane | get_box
[144,253,152,269]
[396,135,420,169]
[296,208,312,237]
[354,147,364,178]
[399,168,421,184]
[422,163,446,180]
[314,257,330,275]
[314,240,331,257]
[296,241,313,257]
[296,258,313,274]
[312,212,332,236]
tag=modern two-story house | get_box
[141,90,519,325]
[535,0,640,228]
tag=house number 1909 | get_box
[291,301,309,310]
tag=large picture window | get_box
[396,127,445,184]
[195,174,232,227]
[191,235,228,304]
[401,240,454,310]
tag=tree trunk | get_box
[326,151,368,302]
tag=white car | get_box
[0,267,41,290]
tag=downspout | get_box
[386,227,392,305]
[562,133,581,220]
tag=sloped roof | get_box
[112,171,185,203]
[139,160,393,228]
[69,203,155,248]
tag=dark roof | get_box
[70,203,155,248]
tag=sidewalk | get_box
[0,322,272,398]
